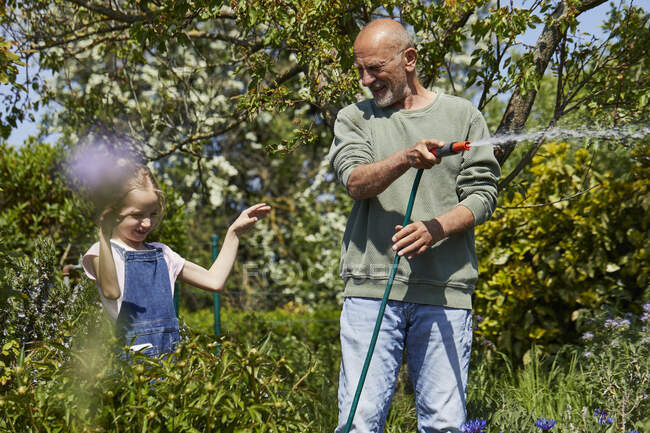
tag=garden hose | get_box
[342,141,471,433]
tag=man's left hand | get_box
[391,220,445,259]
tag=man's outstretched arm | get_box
[347,139,443,200]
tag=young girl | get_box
[82,161,271,357]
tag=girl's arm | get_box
[178,203,271,292]
[92,213,121,300]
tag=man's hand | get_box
[391,220,445,259]
[346,138,446,200]
[391,206,476,259]
[404,139,444,169]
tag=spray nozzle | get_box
[431,141,471,158]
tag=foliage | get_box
[183,304,341,381]
[2,0,649,175]
[0,236,100,386]
[0,241,337,432]
[463,305,649,433]
[574,306,650,433]
[0,33,25,139]
[0,333,331,432]
[0,297,337,432]
[1,271,647,433]
[0,139,94,262]
[0,139,190,268]
[0,37,21,86]
[475,141,649,360]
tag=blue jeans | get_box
[336,297,473,433]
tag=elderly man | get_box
[328,19,500,433]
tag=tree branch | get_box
[64,0,236,24]
[66,0,148,23]
[149,120,241,161]
[186,30,263,51]
[422,9,473,89]
[494,0,607,165]
[498,184,601,209]
[34,24,131,51]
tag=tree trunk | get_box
[494,0,608,166]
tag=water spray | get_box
[467,125,650,149]
[342,141,469,433]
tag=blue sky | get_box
[3,2,636,146]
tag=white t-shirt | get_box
[82,239,186,321]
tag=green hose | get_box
[342,168,424,433]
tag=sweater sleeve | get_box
[327,106,374,190]
[456,111,501,225]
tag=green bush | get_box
[0,333,330,432]
[2,272,647,433]
[0,139,94,261]
[0,139,190,266]
[0,235,100,386]
[183,305,342,387]
[475,142,649,360]
[0,247,340,432]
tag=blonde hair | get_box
[92,160,166,227]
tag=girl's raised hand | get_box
[98,207,119,237]
[229,203,271,236]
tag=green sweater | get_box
[328,93,500,309]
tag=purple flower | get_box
[604,318,631,329]
[604,319,617,328]
[581,331,594,341]
[594,408,613,425]
[481,339,496,349]
[535,418,557,431]
[461,418,487,433]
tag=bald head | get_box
[353,19,425,108]
[355,19,413,54]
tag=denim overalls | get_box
[114,243,180,357]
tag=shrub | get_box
[183,305,342,385]
[0,235,100,386]
[1,264,340,432]
[0,140,94,261]
[475,142,649,360]
[0,330,332,432]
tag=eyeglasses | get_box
[355,48,407,77]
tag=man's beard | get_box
[372,75,408,107]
